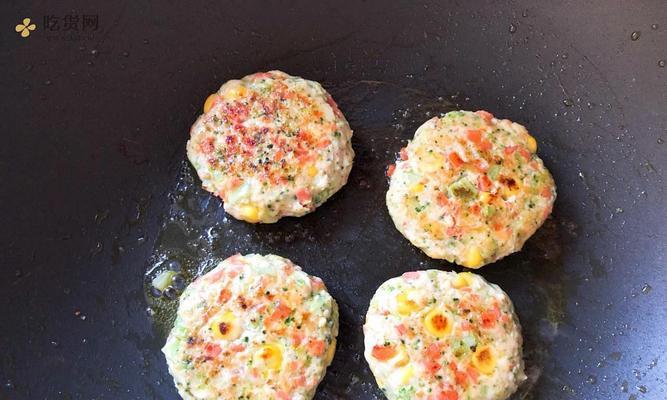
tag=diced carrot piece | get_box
[372,345,397,361]
[482,311,496,328]
[317,139,331,148]
[448,152,464,168]
[400,147,409,161]
[310,276,325,290]
[276,391,290,400]
[466,365,479,383]
[306,339,326,356]
[396,324,408,336]
[296,188,312,204]
[204,343,221,358]
[425,342,443,360]
[424,360,441,375]
[218,288,231,303]
[294,375,307,388]
[472,160,487,173]
[476,110,494,123]
[437,389,459,400]
[466,129,483,144]
[326,94,342,116]
[205,267,226,283]
[481,305,500,328]
[479,139,493,151]
[541,186,552,198]
[477,175,492,191]
[291,330,304,346]
[446,226,462,237]
[454,369,468,386]
[387,164,396,178]
[504,145,518,155]
[437,192,449,206]
[402,271,421,280]
[200,137,216,154]
[229,343,246,352]
[265,302,292,327]
[518,147,531,161]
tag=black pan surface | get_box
[1,1,666,399]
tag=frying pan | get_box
[1,0,666,399]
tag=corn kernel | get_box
[223,83,247,100]
[463,247,484,269]
[418,152,445,173]
[203,94,219,113]
[254,343,283,371]
[307,165,318,177]
[398,364,414,385]
[239,204,260,223]
[424,308,452,338]
[396,291,420,316]
[526,135,537,153]
[452,272,474,288]
[472,345,496,375]
[500,180,521,199]
[410,183,425,193]
[479,192,492,203]
[210,311,242,341]
[392,345,410,367]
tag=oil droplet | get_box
[522,9,528,17]
[630,31,641,41]
[586,375,597,384]
[90,241,103,256]
[563,98,574,107]
[509,23,517,33]
[658,60,665,68]
[620,380,628,392]
[651,23,659,30]
[122,51,129,57]
[609,351,622,361]
[164,287,178,300]
[90,49,98,56]
[658,138,665,144]
[637,385,647,394]
[641,283,651,294]
[44,80,52,86]
[166,259,182,272]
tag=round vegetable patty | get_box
[163,254,338,399]
[386,110,556,268]
[187,70,354,223]
[364,270,526,400]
